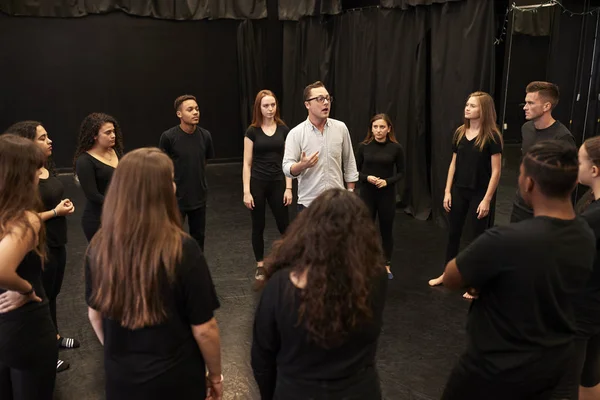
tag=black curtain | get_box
[278,0,342,20]
[0,0,266,19]
[275,0,493,222]
[381,0,462,9]
[0,12,242,168]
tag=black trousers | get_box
[360,186,396,264]
[0,308,57,400]
[552,326,600,399]
[180,206,206,252]
[250,178,289,262]
[41,245,66,332]
[81,215,100,243]
[445,187,490,263]
[442,363,560,400]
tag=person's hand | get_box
[367,175,380,186]
[205,374,223,400]
[243,193,254,210]
[299,151,319,171]
[443,192,452,212]
[55,199,75,216]
[376,179,388,189]
[0,289,42,313]
[476,198,490,219]
[283,189,293,206]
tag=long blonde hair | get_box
[453,91,503,151]
[88,148,184,329]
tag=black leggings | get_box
[0,308,57,400]
[445,186,490,263]
[250,178,289,262]
[360,186,396,264]
[42,246,66,332]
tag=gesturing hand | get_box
[300,151,319,171]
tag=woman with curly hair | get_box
[73,113,123,242]
[0,134,57,399]
[4,121,78,372]
[251,188,388,400]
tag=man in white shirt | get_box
[282,81,359,209]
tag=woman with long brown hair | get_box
[429,91,503,296]
[356,113,404,279]
[251,188,388,400]
[74,112,123,242]
[243,90,292,280]
[552,136,600,399]
[85,148,222,399]
[0,134,57,399]
[5,121,78,373]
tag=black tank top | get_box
[0,251,48,319]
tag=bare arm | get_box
[342,126,359,186]
[483,154,502,202]
[192,317,222,379]
[445,153,457,195]
[243,137,253,195]
[0,213,40,293]
[88,307,104,345]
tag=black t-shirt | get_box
[574,200,600,330]
[245,125,289,181]
[159,126,215,211]
[85,236,220,396]
[452,132,502,192]
[75,152,115,218]
[355,140,404,189]
[456,216,595,382]
[39,175,67,247]
[251,268,388,399]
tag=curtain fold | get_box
[381,0,462,10]
[0,0,267,20]
[278,0,342,21]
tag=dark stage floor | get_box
[52,146,521,400]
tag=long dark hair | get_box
[362,113,398,144]
[88,148,183,329]
[0,134,46,257]
[4,120,56,175]
[251,90,286,128]
[73,112,123,171]
[263,189,385,348]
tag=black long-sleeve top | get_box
[355,139,404,187]
[75,152,115,219]
[251,268,387,399]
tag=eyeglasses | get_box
[306,95,333,104]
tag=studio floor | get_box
[52,146,521,400]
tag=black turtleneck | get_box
[355,139,404,186]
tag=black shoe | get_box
[57,359,70,373]
[58,336,80,349]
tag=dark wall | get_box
[0,12,242,169]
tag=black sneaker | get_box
[58,336,80,349]
[255,267,266,280]
[57,359,70,373]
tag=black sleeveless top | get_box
[0,251,48,320]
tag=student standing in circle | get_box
[0,134,57,400]
[74,113,122,242]
[243,90,292,280]
[355,114,404,279]
[5,121,78,373]
[428,92,502,296]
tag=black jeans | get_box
[445,187,490,263]
[250,178,289,262]
[360,186,396,264]
[0,308,57,400]
[41,245,66,331]
[181,206,206,252]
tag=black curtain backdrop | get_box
[381,0,461,9]
[278,0,342,20]
[273,0,494,222]
[0,12,242,168]
[0,0,267,19]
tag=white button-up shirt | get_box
[283,118,359,206]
